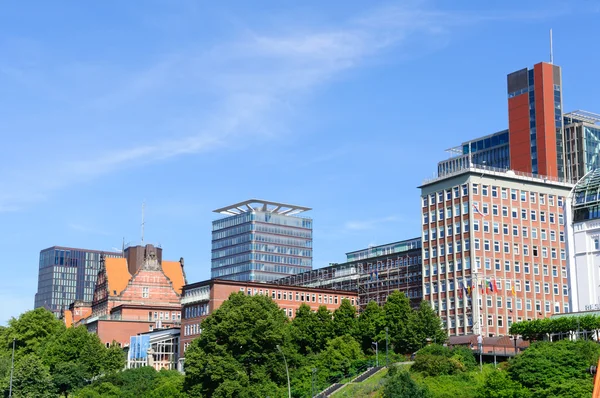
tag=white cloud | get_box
[0,2,565,211]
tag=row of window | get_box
[240,287,355,306]
[473,240,566,260]
[425,278,568,297]
[211,243,312,260]
[148,311,181,321]
[183,323,201,337]
[424,239,470,258]
[184,303,209,319]
[473,221,564,241]
[422,185,564,208]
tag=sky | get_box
[1,0,600,324]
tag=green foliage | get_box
[103,341,126,373]
[6,308,65,356]
[414,301,447,346]
[314,305,335,350]
[411,344,476,376]
[478,370,531,398]
[384,292,416,354]
[355,300,385,353]
[11,353,55,398]
[290,303,320,355]
[332,299,357,338]
[507,340,598,397]
[183,292,289,396]
[53,361,86,397]
[510,315,600,340]
[384,366,430,398]
[317,336,364,379]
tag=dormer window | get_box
[142,287,149,298]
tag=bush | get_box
[417,344,451,358]
[450,346,477,371]
[412,354,464,376]
[384,366,430,398]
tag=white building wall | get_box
[567,219,600,312]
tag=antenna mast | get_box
[550,29,554,64]
[141,201,145,244]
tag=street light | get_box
[372,342,379,367]
[385,327,389,366]
[311,368,317,398]
[276,345,291,398]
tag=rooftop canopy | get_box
[213,199,311,216]
[573,168,600,208]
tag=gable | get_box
[162,261,185,294]
[105,258,131,296]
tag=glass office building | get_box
[34,246,122,316]
[564,110,600,181]
[212,200,313,282]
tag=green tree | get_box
[314,306,334,351]
[414,301,447,347]
[103,341,126,373]
[383,291,416,354]
[42,325,106,379]
[6,308,64,356]
[11,354,55,398]
[317,336,363,379]
[383,366,430,398]
[355,300,385,353]
[183,292,288,397]
[478,370,531,398]
[290,303,319,355]
[53,361,86,397]
[507,340,599,397]
[332,299,357,338]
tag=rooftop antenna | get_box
[141,201,145,244]
[550,28,554,64]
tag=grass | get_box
[330,363,497,398]
[330,364,411,398]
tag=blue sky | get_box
[1,0,599,324]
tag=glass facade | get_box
[564,113,600,181]
[34,247,122,316]
[437,131,509,176]
[211,211,313,282]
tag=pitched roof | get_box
[64,310,73,328]
[105,258,131,296]
[162,261,185,295]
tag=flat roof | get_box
[213,199,311,216]
[182,278,358,296]
[40,246,122,255]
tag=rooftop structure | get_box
[212,199,313,282]
[213,199,311,216]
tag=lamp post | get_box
[513,335,518,356]
[311,368,317,398]
[372,342,379,367]
[276,345,291,398]
[477,334,483,372]
[9,338,15,398]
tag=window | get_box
[540,194,545,204]
[530,192,536,203]
[454,187,460,198]
[462,184,468,196]
[498,316,504,328]
[446,190,452,200]
[521,209,527,220]
[484,240,490,251]
[525,281,531,292]
[438,191,444,202]
[515,262,521,273]
[422,196,428,207]
[475,239,480,250]
[533,246,539,257]
[524,263,530,274]
[526,300,532,311]
[483,221,490,233]
[532,229,538,239]
[483,203,489,214]
[474,220,480,231]
[535,282,540,293]
[504,242,510,253]
[493,223,499,234]
[473,184,479,195]
[504,261,510,272]
[503,224,509,235]
[512,208,518,218]
[513,225,519,236]
[494,241,500,252]
[552,266,558,277]
[543,264,549,276]
[497,296,503,308]
[511,189,517,200]
[482,185,488,196]
[553,284,559,295]
[492,186,498,197]
[517,299,522,310]
[502,188,508,199]
[531,210,537,221]
[549,213,555,223]
[540,212,546,222]
[502,206,508,217]
[142,287,149,298]
[492,205,499,216]
[522,226,528,238]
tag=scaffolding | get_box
[275,250,422,312]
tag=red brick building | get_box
[179,279,359,363]
[68,244,186,346]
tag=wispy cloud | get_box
[344,215,402,231]
[0,2,564,211]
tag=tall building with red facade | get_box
[420,167,572,337]
[69,244,186,346]
[507,62,564,178]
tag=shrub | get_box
[450,346,477,371]
[412,354,463,376]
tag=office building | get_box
[420,166,572,337]
[34,246,122,316]
[563,110,600,181]
[565,168,600,312]
[275,238,423,310]
[179,279,358,368]
[211,199,313,282]
[69,244,186,346]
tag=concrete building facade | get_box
[420,165,572,337]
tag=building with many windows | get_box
[69,244,186,346]
[211,199,313,282]
[565,168,600,312]
[34,246,122,317]
[564,110,600,181]
[275,238,423,310]
[420,165,572,337]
